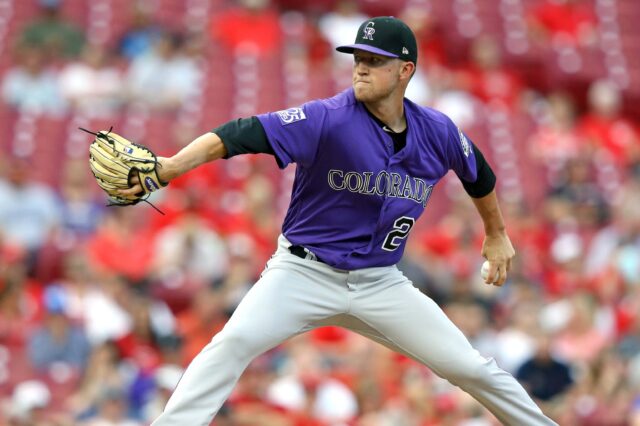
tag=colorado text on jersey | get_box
[327,169,434,207]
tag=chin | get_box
[353,87,376,102]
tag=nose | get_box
[354,60,369,75]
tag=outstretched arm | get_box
[119,132,227,197]
[159,132,227,181]
[120,117,274,197]
[471,189,515,286]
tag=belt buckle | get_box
[290,245,318,261]
[303,247,317,261]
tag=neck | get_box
[363,94,406,133]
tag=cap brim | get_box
[336,44,399,58]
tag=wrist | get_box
[157,157,176,183]
[485,225,507,237]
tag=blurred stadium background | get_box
[0,0,639,424]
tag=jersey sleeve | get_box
[445,117,478,182]
[256,100,327,169]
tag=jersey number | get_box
[382,217,415,251]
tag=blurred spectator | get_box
[141,364,184,423]
[578,79,640,166]
[318,0,368,55]
[210,0,283,56]
[1,46,67,115]
[126,31,201,111]
[57,159,105,241]
[493,301,539,374]
[545,156,608,229]
[318,0,368,89]
[85,209,153,283]
[219,253,258,314]
[396,7,444,106]
[79,387,141,426]
[456,35,525,108]
[67,341,131,419]
[404,67,431,106]
[429,67,481,129]
[584,172,640,280]
[18,0,85,58]
[266,341,358,424]
[444,299,496,360]
[527,91,586,167]
[117,5,163,60]
[149,213,229,289]
[113,292,177,372]
[617,290,640,360]
[400,5,446,67]
[0,244,32,344]
[516,332,573,401]
[58,45,124,118]
[527,0,598,47]
[552,292,610,365]
[6,380,52,426]
[568,350,633,425]
[27,285,90,372]
[176,287,227,365]
[0,158,62,265]
[55,250,132,345]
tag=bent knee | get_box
[207,326,278,360]
[440,355,496,386]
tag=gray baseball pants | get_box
[152,235,557,426]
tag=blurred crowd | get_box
[1,0,640,424]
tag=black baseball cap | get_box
[336,16,418,65]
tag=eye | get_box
[354,55,388,67]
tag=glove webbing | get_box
[80,127,165,215]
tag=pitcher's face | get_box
[352,50,403,103]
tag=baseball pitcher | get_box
[112,16,556,426]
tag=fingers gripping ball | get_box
[83,127,167,208]
[481,260,499,284]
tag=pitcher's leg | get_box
[152,260,347,426]
[347,269,557,426]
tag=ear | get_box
[399,61,416,81]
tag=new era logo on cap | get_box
[402,47,409,54]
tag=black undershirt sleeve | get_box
[211,117,274,159]
[461,143,496,198]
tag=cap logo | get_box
[402,47,409,55]
[362,22,375,40]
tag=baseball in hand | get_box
[481,261,491,281]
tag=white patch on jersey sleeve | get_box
[276,107,307,125]
[458,127,471,157]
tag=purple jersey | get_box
[257,88,477,270]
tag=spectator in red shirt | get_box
[527,91,587,168]
[210,0,283,56]
[85,209,154,284]
[457,35,524,108]
[578,79,640,166]
[176,287,228,365]
[528,0,598,46]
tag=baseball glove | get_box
[82,127,167,211]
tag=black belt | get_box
[289,245,321,262]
